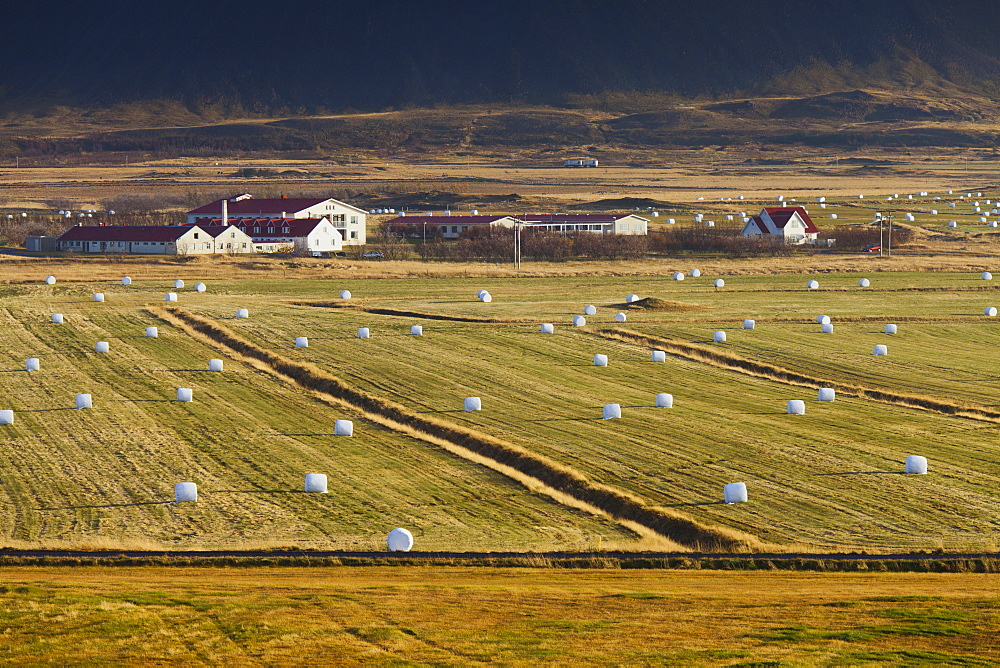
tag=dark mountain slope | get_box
[3,0,1000,114]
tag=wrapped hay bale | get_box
[387,528,414,552]
[673,272,685,281]
[986,307,998,317]
[304,473,328,493]
[95,341,109,353]
[724,482,748,504]
[51,314,64,324]
[787,399,806,415]
[874,344,888,355]
[174,280,184,289]
[174,482,197,503]
[885,324,898,334]
[818,388,835,402]
[743,319,755,329]
[602,404,622,420]
[807,280,819,289]
[194,282,207,293]
[982,272,993,281]
[145,326,158,338]
[164,292,178,302]
[859,278,871,287]
[690,269,701,277]
[236,308,249,319]
[592,354,608,367]
[176,388,193,402]
[540,323,554,333]
[75,393,92,409]
[44,276,55,285]
[340,290,352,300]
[713,331,727,343]
[411,325,423,335]
[817,315,831,325]
[464,397,482,412]
[358,328,371,339]
[714,279,725,288]
[821,323,834,333]
[295,336,309,348]
[584,305,597,316]
[121,276,132,286]
[651,350,666,362]
[25,358,39,372]
[614,312,627,322]
[626,294,640,303]
[0,410,12,425]
[573,316,586,327]
[208,359,224,372]
[93,293,105,302]
[905,455,928,475]
[334,419,354,436]
[655,393,673,408]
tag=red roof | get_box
[227,218,327,238]
[745,215,767,234]
[187,197,329,216]
[762,206,818,233]
[522,214,641,223]
[393,215,512,225]
[58,225,194,242]
[197,225,251,239]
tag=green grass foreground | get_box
[0,567,996,665]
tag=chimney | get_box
[222,198,228,226]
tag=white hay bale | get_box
[949,221,957,227]
[714,278,725,288]
[194,282,206,292]
[713,331,726,343]
[930,209,938,215]
[573,316,586,327]
[905,455,928,475]
[614,312,627,322]
[410,325,423,335]
[340,290,352,300]
[334,419,354,436]
[690,269,701,277]
[208,359,223,372]
[983,272,993,280]
[464,397,482,412]
[0,410,13,425]
[817,315,831,324]
[986,307,998,317]
[651,350,666,363]
[93,293,105,303]
[992,222,999,228]
[776,195,784,201]
[174,279,184,289]
[75,393,92,409]
[723,482,748,504]
[874,344,888,355]
[174,482,197,503]
[980,217,989,223]
[295,336,309,348]
[51,314,63,324]
[145,326,158,338]
[655,393,673,408]
[817,196,826,202]
[387,528,414,552]
[829,214,837,219]
[164,292,178,302]
[725,214,733,221]
[857,194,864,199]
[540,323,555,333]
[25,358,39,372]
[818,388,836,402]
[176,388,193,402]
[819,203,826,209]
[821,323,834,334]
[626,294,640,303]
[584,305,597,315]
[673,272,684,281]
[807,280,819,289]
[480,292,492,303]
[705,220,715,227]
[859,278,871,287]
[358,328,371,339]
[236,308,249,319]
[95,341,109,353]
[592,354,608,367]
[44,276,55,285]
[743,319,755,329]
[787,399,806,415]
[602,403,622,420]
[122,276,132,286]
[885,324,898,334]
[666,218,676,224]
[304,473,328,493]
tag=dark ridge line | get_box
[149,306,756,552]
[598,327,1000,423]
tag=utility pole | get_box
[879,213,884,257]
[887,212,892,257]
[514,222,522,270]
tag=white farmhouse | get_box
[230,217,343,254]
[186,194,367,244]
[57,225,241,255]
[741,206,819,244]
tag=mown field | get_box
[0,567,997,665]
[1,268,999,552]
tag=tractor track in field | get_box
[147,306,759,552]
[596,327,1000,423]
[290,301,523,323]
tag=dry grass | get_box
[0,566,997,665]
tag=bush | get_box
[649,227,794,257]
[820,224,913,249]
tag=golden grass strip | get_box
[147,306,760,552]
[599,327,1000,423]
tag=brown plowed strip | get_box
[147,306,759,552]
[598,327,1000,423]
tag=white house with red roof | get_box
[186,194,367,245]
[57,225,254,255]
[741,206,818,244]
[221,217,343,254]
[513,213,648,235]
[391,214,520,239]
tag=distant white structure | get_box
[563,158,599,167]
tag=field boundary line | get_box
[147,306,760,552]
[290,301,532,323]
[597,327,1000,423]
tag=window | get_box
[253,227,260,233]
[231,232,235,238]
[193,233,199,239]
[268,227,274,233]
[242,243,247,248]
[350,215,357,224]
[282,227,290,233]
[451,226,458,234]
[440,226,447,233]
[350,231,357,239]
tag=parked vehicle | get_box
[864,243,881,252]
[360,250,384,260]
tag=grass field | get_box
[0,268,997,552]
[0,567,996,665]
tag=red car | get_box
[864,243,881,252]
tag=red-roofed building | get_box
[218,217,343,253]
[513,213,648,235]
[186,194,367,244]
[741,206,818,244]
[56,225,252,255]
[389,214,519,239]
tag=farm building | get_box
[25,236,59,252]
[224,217,343,254]
[186,193,367,244]
[563,158,599,167]
[390,215,520,240]
[510,214,648,235]
[56,225,251,255]
[741,206,819,244]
